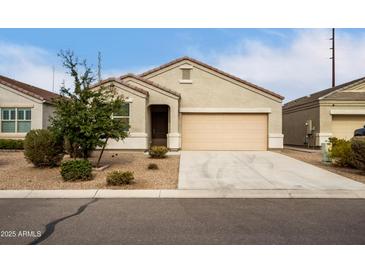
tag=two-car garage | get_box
[181,113,268,151]
[331,115,365,140]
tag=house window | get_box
[0,108,31,133]
[113,103,130,124]
[17,108,32,132]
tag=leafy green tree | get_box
[50,50,129,166]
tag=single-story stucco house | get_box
[95,57,284,151]
[283,76,365,147]
[0,75,59,139]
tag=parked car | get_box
[354,125,365,136]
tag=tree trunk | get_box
[72,143,77,159]
[96,138,109,168]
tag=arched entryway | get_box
[149,105,169,146]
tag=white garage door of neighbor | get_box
[181,113,268,151]
[332,115,365,140]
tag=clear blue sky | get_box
[1,28,365,101]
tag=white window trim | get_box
[0,107,32,133]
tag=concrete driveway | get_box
[178,151,365,190]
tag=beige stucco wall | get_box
[107,82,148,133]
[94,82,149,149]
[283,103,320,146]
[123,77,180,148]
[42,103,55,129]
[0,84,45,139]
[143,61,283,138]
[123,78,180,132]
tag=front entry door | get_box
[151,106,168,146]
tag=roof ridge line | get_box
[319,77,365,100]
[138,56,284,100]
[91,77,149,96]
[0,74,54,94]
[284,75,365,109]
[0,75,60,103]
[120,74,180,97]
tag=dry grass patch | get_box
[277,148,365,184]
[0,151,179,190]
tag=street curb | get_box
[0,189,365,199]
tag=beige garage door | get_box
[181,113,268,150]
[332,115,365,140]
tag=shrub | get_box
[24,129,64,167]
[149,146,168,159]
[106,170,134,185]
[328,137,354,167]
[351,137,365,172]
[0,139,24,150]
[148,163,159,170]
[60,159,92,181]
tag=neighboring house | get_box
[95,57,284,151]
[283,76,365,147]
[0,75,59,139]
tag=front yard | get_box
[278,148,365,184]
[2,148,365,190]
[0,151,179,190]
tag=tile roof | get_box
[139,56,284,100]
[284,76,365,110]
[120,74,180,97]
[326,91,365,101]
[0,75,60,104]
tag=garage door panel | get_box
[332,115,365,140]
[182,113,267,151]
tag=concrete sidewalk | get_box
[1,189,365,199]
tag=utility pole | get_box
[97,51,102,82]
[330,28,335,87]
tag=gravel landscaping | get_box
[0,151,179,190]
[277,148,365,184]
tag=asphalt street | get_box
[0,198,365,244]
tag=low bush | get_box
[24,129,64,167]
[351,137,365,172]
[106,170,134,185]
[149,146,168,159]
[60,159,92,181]
[328,137,354,167]
[148,163,159,170]
[0,139,24,150]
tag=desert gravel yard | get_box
[0,151,179,190]
[277,148,365,184]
